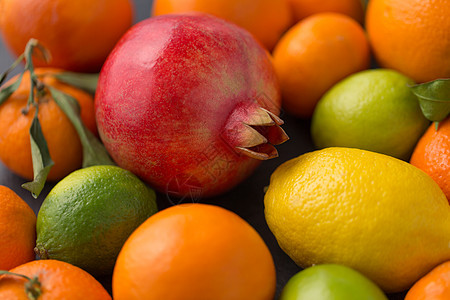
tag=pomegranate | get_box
[95,14,288,198]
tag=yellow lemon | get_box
[264,147,450,293]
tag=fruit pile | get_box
[0,0,449,299]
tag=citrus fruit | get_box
[0,186,36,270]
[264,147,450,292]
[35,165,158,276]
[280,264,387,300]
[151,0,293,50]
[0,68,97,181]
[273,13,370,118]
[311,69,429,160]
[405,261,450,300]
[113,204,276,300]
[0,0,133,72]
[411,117,450,202]
[0,260,111,299]
[287,0,364,23]
[366,0,450,83]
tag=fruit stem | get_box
[34,245,49,260]
[0,38,113,198]
[0,271,42,300]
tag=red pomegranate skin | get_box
[95,14,283,198]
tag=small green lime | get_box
[35,165,157,276]
[280,264,388,300]
[311,69,429,160]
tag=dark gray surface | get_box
[0,34,14,74]
[0,0,406,299]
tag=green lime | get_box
[311,69,429,160]
[35,165,158,276]
[280,264,387,300]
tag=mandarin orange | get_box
[273,13,370,118]
[0,68,97,181]
[0,186,36,271]
[288,0,364,23]
[405,261,450,300]
[0,260,111,299]
[152,0,293,50]
[0,0,133,72]
[411,117,450,202]
[366,0,450,83]
[113,204,276,300]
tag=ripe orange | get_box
[113,204,276,300]
[0,0,133,72]
[0,68,97,181]
[366,0,450,83]
[287,0,364,23]
[405,261,450,300]
[152,0,293,50]
[411,117,450,202]
[0,260,111,299]
[273,13,370,118]
[0,186,36,271]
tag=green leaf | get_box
[48,86,115,167]
[0,54,25,86]
[0,73,24,105]
[24,39,51,72]
[53,72,99,95]
[410,79,450,123]
[21,112,55,198]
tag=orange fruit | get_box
[0,68,97,181]
[411,117,450,202]
[366,0,450,83]
[273,13,370,118]
[405,261,450,300]
[113,204,276,300]
[0,186,36,271]
[287,0,364,23]
[152,0,293,50]
[0,260,111,299]
[0,0,133,72]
